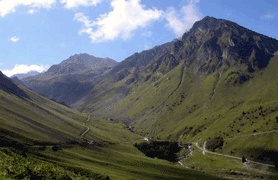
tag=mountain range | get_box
[11,70,40,79]
[1,16,278,179]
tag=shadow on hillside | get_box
[0,71,30,99]
[243,147,278,166]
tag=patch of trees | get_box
[206,137,224,152]
[134,141,182,162]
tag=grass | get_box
[1,80,226,179]
[84,55,278,178]
[31,143,225,180]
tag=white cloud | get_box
[165,0,202,37]
[28,9,38,14]
[10,36,20,42]
[261,13,274,20]
[142,30,152,38]
[60,0,103,9]
[0,63,4,66]
[1,64,50,77]
[0,0,56,17]
[74,0,163,43]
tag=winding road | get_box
[225,129,278,139]
[80,115,91,139]
[193,141,275,167]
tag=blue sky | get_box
[0,0,277,77]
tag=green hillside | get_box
[0,75,227,179]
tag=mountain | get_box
[46,53,117,74]
[21,53,118,106]
[10,76,26,86]
[11,70,40,79]
[0,71,29,99]
[67,16,278,170]
[2,16,278,179]
[0,69,219,180]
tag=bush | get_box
[206,137,224,151]
[134,141,182,162]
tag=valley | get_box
[1,15,278,179]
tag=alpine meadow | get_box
[1,0,278,179]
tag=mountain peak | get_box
[46,53,118,74]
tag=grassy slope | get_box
[93,55,278,165]
[0,84,87,144]
[32,143,224,180]
[1,83,225,179]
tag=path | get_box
[225,129,278,140]
[194,141,275,167]
[81,115,91,140]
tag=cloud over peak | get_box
[1,64,50,77]
[165,0,202,38]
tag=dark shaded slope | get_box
[0,71,29,99]
[10,76,26,87]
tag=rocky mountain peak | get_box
[46,53,118,74]
[176,16,278,75]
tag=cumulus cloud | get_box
[60,0,103,9]
[10,36,20,42]
[1,64,50,77]
[0,0,56,17]
[74,0,163,43]
[165,0,202,37]
[261,13,275,20]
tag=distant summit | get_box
[21,53,118,106]
[10,76,26,87]
[11,70,40,79]
[46,53,118,74]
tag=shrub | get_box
[134,141,181,162]
[206,137,224,151]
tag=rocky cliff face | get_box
[175,16,278,74]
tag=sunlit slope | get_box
[93,55,278,150]
[33,143,225,180]
[0,84,88,144]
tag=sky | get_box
[0,0,277,77]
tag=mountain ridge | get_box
[11,70,40,79]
